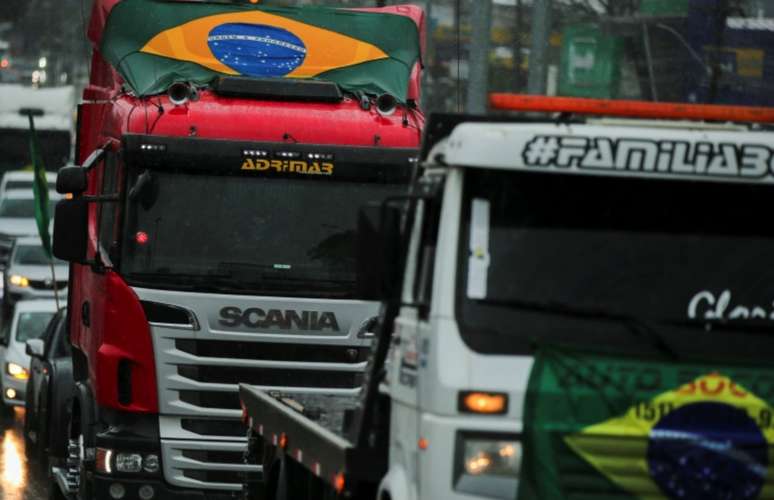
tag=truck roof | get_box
[434,121,774,185]
[0,85,75,131]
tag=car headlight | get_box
[6,362,29,380]
[455,433,521,499]
[9,275,29,287]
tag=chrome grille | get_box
[138,287,377,491]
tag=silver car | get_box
[4,237,67,309]
[0,299,57,407]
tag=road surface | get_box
[0,407,49,500]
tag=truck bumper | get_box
[93,475,240,500]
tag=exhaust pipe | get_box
[376,94,398,117]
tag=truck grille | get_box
[160,440,260,493]
[141,288,377,492]
[178,364,364,390]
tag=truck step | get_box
[52,466,77,496]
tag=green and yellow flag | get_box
[100,0,420,100]
[520,348,774,499]
[28,115,52,259]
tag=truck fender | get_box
[70,381,96,447]
[378,465,413,500]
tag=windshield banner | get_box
[520,347,774,499]
[100,0,420,100]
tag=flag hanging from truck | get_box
[27,115,52,259]
[519,347,774,499]
[99,0,421,101]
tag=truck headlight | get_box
[9,275,29,287]
[6,362,28,380]
[455,433,521,499]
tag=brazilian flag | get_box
[520,347,774,499]
[28,115,52,259]
[100,0,421,101]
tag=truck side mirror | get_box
[25,339,45,358]
[56,166,87,195]
[356,203,404,301]
[53,198,89,263]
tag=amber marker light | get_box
[334,472,346,494]
[459,391,508,415]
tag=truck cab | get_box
[382,114,774,499]
[51,1,424,499]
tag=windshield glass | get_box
[15,311,55,342]
[13,245,64,266]
[121,169,407,298]
[0,198,56,218]
[456,169,774,362]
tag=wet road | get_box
[0,407,49,500]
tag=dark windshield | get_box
[121,169,406,298]
[0,198,56,218]
[13,245,64,266]
[16,311,55,342]
[457,169,774,362]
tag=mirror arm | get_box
[81,148,105,171]
[81,141,112,171]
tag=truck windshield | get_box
[121,169,405,298]
[456,169,774,363]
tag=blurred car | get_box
[0,299,57,407]
[4,236,67,310]
[24,308,71,471]
[0,189,60,266]
[0,170,58,194]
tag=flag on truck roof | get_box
[99,0,421,101]
[519,347,774,499]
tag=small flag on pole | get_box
[27,112,52,259]
[25,109,60,309]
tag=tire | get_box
[24,402,37,462]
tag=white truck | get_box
[241,111,774,500]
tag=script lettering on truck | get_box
[219,306,341,332]
[522,135,774,180]
[241,158,334,176]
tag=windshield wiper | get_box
[476,298,678,361]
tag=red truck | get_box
[50,1,424,499]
